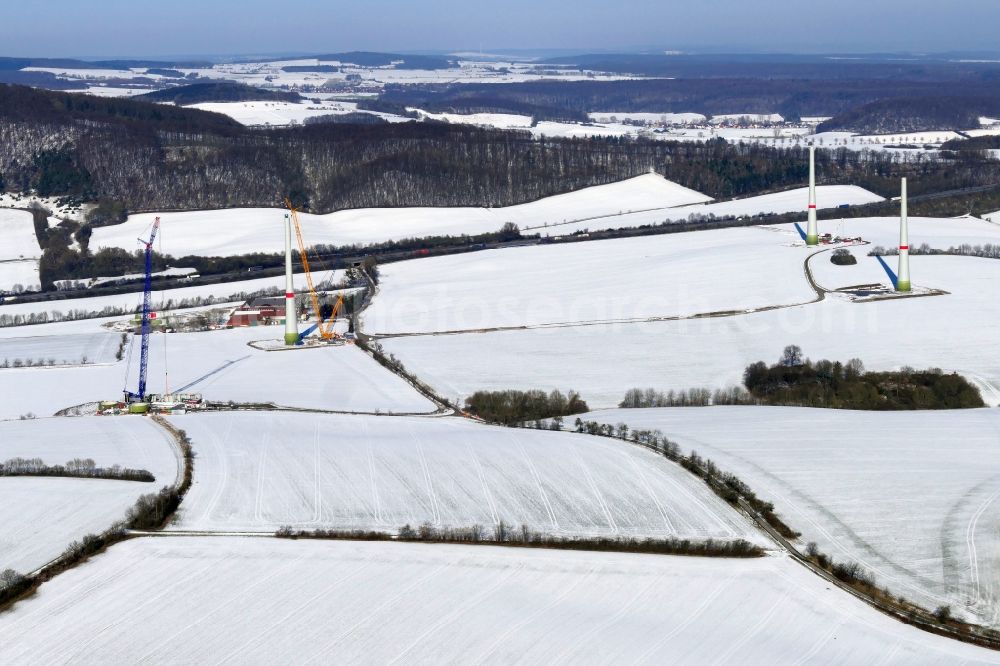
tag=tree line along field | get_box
[573,406,1000,628]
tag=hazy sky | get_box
[1,0,998,58]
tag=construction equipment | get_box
[124,216,160,407]
[284,199,341,341]
[297,294,345,340]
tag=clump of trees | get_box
[0,457,154,482]
[830,248,857,265]
[124,486,181,529]
[803,542,879,595]
[742,345,984,410]
[84,198,128,227]
[464,389,588,426]
[0,569,31,609]
[619,386,755,408]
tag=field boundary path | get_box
[366,247,831,340]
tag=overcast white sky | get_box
[1,0,997,58]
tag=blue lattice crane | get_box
[125,216,160,405]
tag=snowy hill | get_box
[90,174,711,257]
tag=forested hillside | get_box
[376,77,1000,122]
[136,83,301,105]
[818,96,1000,133]
[3,84,1000,215]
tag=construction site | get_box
[95,146,933,417]
[100,199,361,415]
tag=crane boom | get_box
[284,199,338,340]
[126,216,160,402]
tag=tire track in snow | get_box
[574,455,619,535]
[216,560,377,665]
[43,556,222,663]
[510,433,558,531]
[709,591,789,666]
[134,551,313,664]
[466,440,500,527]
[580,433,733,538]
[311,420,322,524]
[679,433,950,603]
[253,430,270,524]
[386,563,525,665]
[549,572,667,666]
[200,414,236,524]
[872,644,903,666]
[789,618,844,666]
[630,575,734,663]
[408,423,441,525]
[469,565,599,664]
[619,450,676,535]
[0,555,152,649]
[305,562,451,662]
[361,418,384,526]
[966,485,1000,604]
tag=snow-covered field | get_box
[0,211,39,264]
[964,128,1000,138]
[520,184,883,235]
[0,261,39,293]
[0,416,178,573]
[587,111,707,125]
[170,410,758,540]
[577,406,1000,626]
[2,536,997,665]
[0,414,177,478]
[0,330,120,366]
[0,192,85,222]
[0,326,435,420]
[82,85,150,97]
[710,113,784,124]
[806,130,964,151]
[677,185,883,220]
[381,250,1000,408]
[411,109,533,128]
[162,333,435,413]
[89,266,197,287]
[0,209,40,261]
[186,100,411,126]
[22,66,163,80]
[0,207,65,291]
[364,226,816,334]
[90,174,712,257]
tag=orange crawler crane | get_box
[284,198,344,341]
